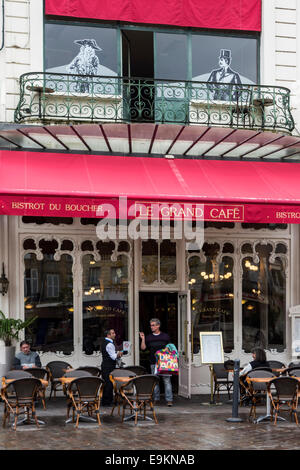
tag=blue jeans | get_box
[151,364,173,402]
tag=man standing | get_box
[13,341,42,370]
[207,49,242,100]
[101,329,123,406]
[139,318,173,406]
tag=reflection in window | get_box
[142,240,159,284]
[242,243,286,352]
[188,249,234,354]
[24,252,74,354]
[141,240,177,285]
[82,253,129,355]
[160,240,177,284]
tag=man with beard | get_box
[67,38,102,93]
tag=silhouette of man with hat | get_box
[67,38,102,92]
[207,49,242,100]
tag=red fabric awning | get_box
[1,150,300,223]
[45,0,261,32]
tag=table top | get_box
[1,377,48,388]
[247,376,300,384]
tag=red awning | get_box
[1,150,300,223]
[45,0,262,32]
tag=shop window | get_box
[141,240,177,285]
[81,240,94,251]
[188,247,234,354]
[39,239,59,255]
[61,240,74,251]
[242,243,286,352]
[23,239,37,250]
[82,253,129,355]
[141,240,159,284]
[24,252,74,354]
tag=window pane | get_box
[141,240,158,284]
[82,254,129,355]
[45,23,118,76]
[24,253,74,354]
[189,254,234,354]
[155,33,187,80]
[160,240,177,284]
[192,34,258,84]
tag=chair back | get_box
[288,368,300,377]
[286,367,300,376]
[269,376,299,399]
[71,376,104,400]
[268,360,286,370]
[64,369,92,378]
[251,367,273,373]
[5,370,32,379]
[224,360,235,370]
[213,364,228,379]
[130,374,160,399]
[10,377,41,403]
[46,361,72,378]
[247,370,275,391]
[123,366,147,376]
[288,362,300,368]
[77,366,101,377]
[25,367,49,380]
[110,369,136,378]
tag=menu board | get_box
[294,318,300,353]
[200,332,224,364]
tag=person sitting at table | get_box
[13,340,42,370]
[239,347,270,377]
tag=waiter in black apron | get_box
[101,329,123,406]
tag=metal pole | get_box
[226,359,243,422]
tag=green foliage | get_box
[0,311,37,347]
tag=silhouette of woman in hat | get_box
[67,39,102,92]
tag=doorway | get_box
[122,30,154,121]
[139,291,178,394]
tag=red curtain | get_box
[45,0,261,32]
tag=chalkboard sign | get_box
[200,332,224,364]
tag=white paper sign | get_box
[122,341,131,353]
[200,332,224,364]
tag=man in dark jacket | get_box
[207,49,242,100]
[101,329,123,406]
[13,341,41,370]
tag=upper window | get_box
[45,22,119,76]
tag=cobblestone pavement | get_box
[0,395,300,450]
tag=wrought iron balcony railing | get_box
[14,72,295,133]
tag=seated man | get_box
[13,340,41,370]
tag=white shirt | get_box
[106,338,118,361]
[239,363,252,376]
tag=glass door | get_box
[178,291,191,398]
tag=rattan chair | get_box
[25,367,49,409]
[286,367,300,377]
[120,374,160,425]
[77,366,102,377]
[66,376,104,428]
[246,370,276,421]
[288,368,300,378]
[124,366,147,376]
[267,376,299,425]
[212,364,233,401]
[109,369,136,416]
[1,377,42,430]
[46,361,72,399]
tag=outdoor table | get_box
[112,376,150,423]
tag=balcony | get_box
[14,72,294,134]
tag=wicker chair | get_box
[1,377,42,430]
[124,366,147,376]
[46,361,72,399]
[77,366,102,377]
[66,376,104,428]
[212,364,233,401]
[25,367,49,409]
[109,369,136,416]
[267,376,299,425]
[246,370,275,421]
[120,374,160,425]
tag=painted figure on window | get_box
[207,49,242,101]
[67,39,102,93]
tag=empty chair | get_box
[251,367,273,373]
[287,368,300,377]
[289,362,300,368]
[246,370,275,421]
[64,370,92,378]
[5,370,32,379]
[268,376,299,425]
[24,367,49,409]
[120,375,160,425]
[268,360,286,370]
[124,366,147,376]
[77,366,101,377]
[109,369,136,416]
[46,361,72,399]
[1,377,42,430]
[212,364,233,402]
[67,376,104,428]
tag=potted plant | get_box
[0,310,37,375]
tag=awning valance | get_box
[45,0,261,32]
[1,150,300,223]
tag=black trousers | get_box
[101,366,115,405]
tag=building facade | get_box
[0,0,300,395]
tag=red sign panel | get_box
[45,0,261,32]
